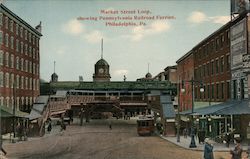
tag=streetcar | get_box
[137,115,155,136]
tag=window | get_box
[21,76,24,89]
[20,58,23,71]
[25,60,28,72]
[211,61,214,75]
[29,46,32,57]
[207,85,210,99]
[20,27,23,38]
[211,84,214,99]
[216,83,219,99]
[220,35,224,48]
[0,51,3,66]
[0,13,2,26]
[216,59,219,74]
[36,38,39,47]
[29,33,31,43]
[5,17,8,29]
[29,61,32,73]
[215,38,219,51]
[36,79,39,90]
[207,63,210,76]
[5,52,9,67]
[203,85,206,99]
[16,39,19,52]
[0,31,2,44]
[233,80,237,99]
[10,36,14,49]
[32,35,35,45]
[221,83,224,99]
[33,48,36,59]
[10,55,14,68]
[227,81,230,99]
[16,56,19,70]
[29,78,32,90]
[16,75,19,88]
[25,44,28,55]
[220,57,224,73]
[203,65,206,77]
[241,79,245,99]
[10,20,13,32]
[10,73,14,88]
[5,73,9,88]
[5,33,8,47]
[25,30,27,40]
[25,77,28,89]
[226,55,230,70]
[0,72,3,87]
[20,42,23,54]
[16,24,19,35]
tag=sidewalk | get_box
[160,135,249,152]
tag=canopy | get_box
[0,106,29,118]
[179,100,249,116]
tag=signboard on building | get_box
[243,54,250,72]
[231,0,249,14]
[231,18,247,71]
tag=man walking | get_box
[0,135,7,156]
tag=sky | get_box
[3,0,231,82]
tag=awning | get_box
[214,100,250,115]
[193,100,238,115]
[179,100,243,115]
[27,109,42,120]
[0,106,29,118]
[162,103,176,118]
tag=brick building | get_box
[193,22,231,104]
[176,51,194,111]
[0,4,42,113]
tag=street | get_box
[4,118,231,159]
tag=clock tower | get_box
[93,39,111,82]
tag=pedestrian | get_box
[183,128,188,138]
[47,122,52,133]
[204,138,214,159]
[246,142,250,159]
[108,120,112,130]
[0,135,7,156]
[230,138,242,159]
[225,133,231,148]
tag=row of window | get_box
[195,81,230,100]
[0,72,39,90]
[0,51,39,75]
[0,96,36,109]
[0,32,39,60]
[194,30,230,60]
[0,13,39,47]
[194,55,230,79]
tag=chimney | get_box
[35,21,42,33]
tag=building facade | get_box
[193,22,231,104]
[176,51,194,112]
[0,4,42,112]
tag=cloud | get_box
[187,11,230,25]
[113,69,129,76]
[62,19,85,36]
[84,30,104,43]
[55,47,68,55]
[209,16,230,24]
[130,21,171,41]
[187,11,207,23]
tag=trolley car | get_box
[137,115,155,136]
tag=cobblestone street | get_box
[2,118,234,159]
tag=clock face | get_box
[99,68,104,73]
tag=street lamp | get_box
[181,78,204,148]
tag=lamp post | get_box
[176,80,181,142]
[181,77,204,148]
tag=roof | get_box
[180,100,248,115]
[35,96,49,104]
[145,72,152,78]
[162,103,176,118]
[214,100,250,115]
[0,106,29,118]
[32,103,46,113]
[26,109,42,120]
[0,4,42,37]
[96,58,109,66]
[55,90,68,97]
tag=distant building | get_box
[164,65,177,84]
[0,4,42,112]
[93,58,111,82]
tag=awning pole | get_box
[230,115,233,131]
[225,116,227,133]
